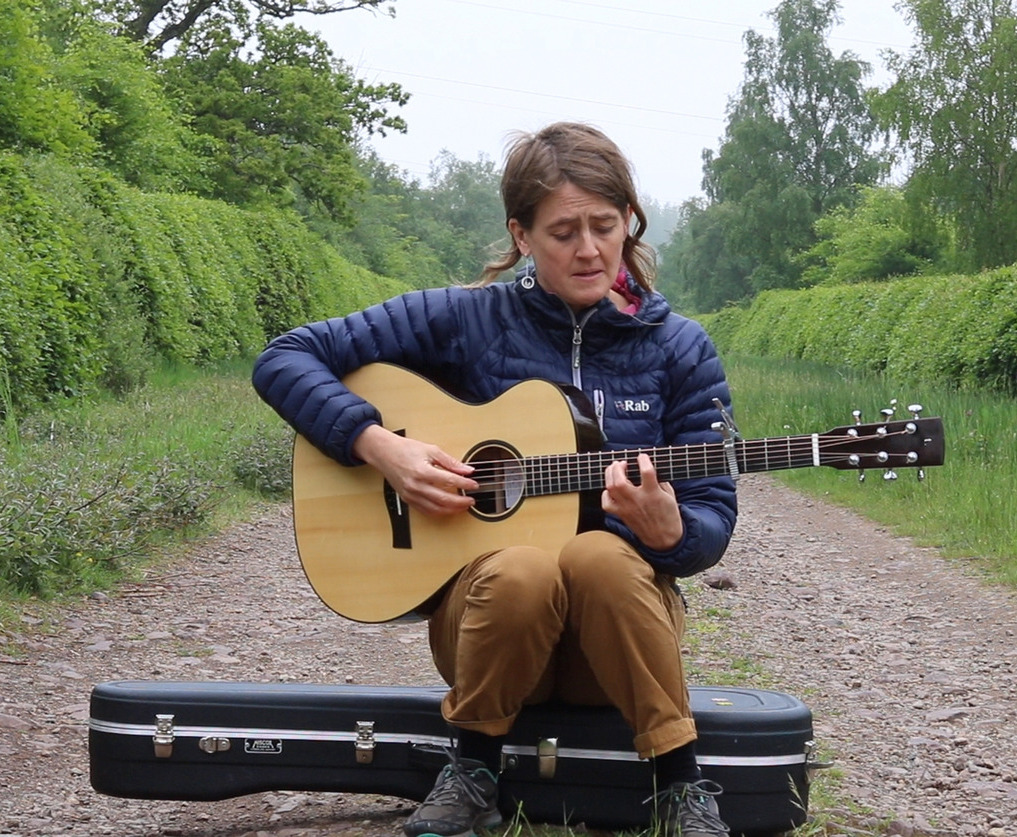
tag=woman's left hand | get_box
[602,453,684,551]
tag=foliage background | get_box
[3,0,1017,601]
[0,152,408,412]
[699,268,1017,394]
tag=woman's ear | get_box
[507,218,528,256]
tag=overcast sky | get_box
[305,0,915,208]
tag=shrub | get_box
[231,423,294,499]
[0,440,215,597]
[706,270,1017,394]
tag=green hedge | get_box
[699,269,1017,393]
[0,151,409,413]
[0,154,107,404]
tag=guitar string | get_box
[464,433,914,480]
[461,430,922,494]
[463,430,914,478]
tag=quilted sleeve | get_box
[251,288,464,466]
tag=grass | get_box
[724,355,1017,585]
[0,358,291,603]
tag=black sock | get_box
[456,728,505,776]
[651,741,702,789]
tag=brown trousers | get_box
[428,530,696,759]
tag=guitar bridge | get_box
[383,478,412,550]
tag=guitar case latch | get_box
[153,713,175,758]
[355,720,376,764]
[537,737,558,779]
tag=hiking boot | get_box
[402,753,502,837]
[653,779,730,837]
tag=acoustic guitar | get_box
[291,363,945,623]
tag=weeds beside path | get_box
[1,476,1015,837]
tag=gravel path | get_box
[1,475,1015,837]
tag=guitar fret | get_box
[521,426,935,491]
[737,436,820,473]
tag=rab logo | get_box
[615,399,652,413]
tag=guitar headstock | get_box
[821,402,945,480]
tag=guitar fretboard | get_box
[521,434,832,497]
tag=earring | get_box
[521,254,535,289]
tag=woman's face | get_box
[509,182,630,313]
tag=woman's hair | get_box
[479,122,656,290]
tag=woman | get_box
[252,122,736,837]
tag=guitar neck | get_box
[523,434,831,497]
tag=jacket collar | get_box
[513,268,669,329]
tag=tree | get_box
[873,0,1017,270]
[639,196,681,251]
[0,2,94,157]
[421,151,506,282]
[679,0,882,305]
[98,0,394,54]
[657,199,755,313]
[53,9,207,192]
[161,16,407,222]
[330,152,449,289]
[794,185,954,284]
[335,151,507,288]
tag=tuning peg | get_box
[908,448,927,482]
[849,410,861,438]
[908,404,926,479]
[877,408,893,438]
[850,410,865,480]
[883,468,898,481]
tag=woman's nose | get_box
[576,228,597,256]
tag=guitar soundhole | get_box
[464,443,525,521]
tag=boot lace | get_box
[423,748,493,811]
[647,778,729,835]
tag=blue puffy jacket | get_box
[252,273,737,577]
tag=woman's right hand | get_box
[352,424,477,517]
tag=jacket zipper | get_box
[569,308,597,389]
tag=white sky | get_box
[305,0,915,208]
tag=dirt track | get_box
[1,475,1015,837]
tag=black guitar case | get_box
[89,681,818,836]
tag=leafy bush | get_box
[0,153,107,404]
[703,269,1017,394]
[231,423,294,499]
[0,150,410,413]
[795,185,952,285]
[0,441,215,597]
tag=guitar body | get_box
[292,364,602,623]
